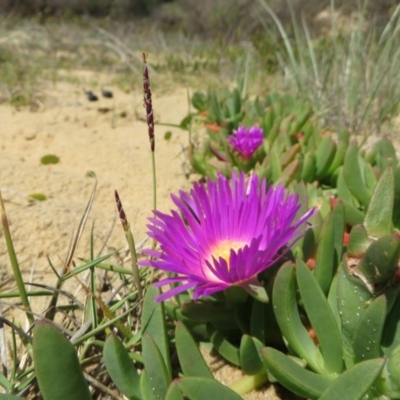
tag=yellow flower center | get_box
[211,240,246,271]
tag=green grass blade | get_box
[0,191,34,326]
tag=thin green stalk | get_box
[0,291,53,298]
[143,53,157,252]
[89,223,98,329]
[115,190,143,302]
[0,191,34,326]
[72,307,135,346]
[11,328,17,384]
[151,150,157,213]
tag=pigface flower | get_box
[228,126,264,160]
[140,172,315,301]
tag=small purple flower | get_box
[228,126,264,160]
[140,172,315,301]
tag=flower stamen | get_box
[210,240,246,271]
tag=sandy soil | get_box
[0,79,189,287]
[0,76,292,399]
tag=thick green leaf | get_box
[260,347,331,399]
[140,369,154,400]
[272,262,321,373]
[300,151,315,182]
[332,201,346,265]
[175,322,213,379]
[363,163,378,192]
[336,263,373,368]
[250,299,266,343]
[141,286,171,380]
[313,207,343,294]
[181,301,234,323]
[165,381,184,400]
[347,225,373,257]
[375,138,397,171]
[318,358,385,400]
[33,320,91,400]
[178,377,243,400]
[353,295,386,363]
[327,273,341,330]
[142,333,171,400]
[296,260,343,374]
[0,373,11,391]
[206,324,240,366]
[315,136,336,179]
[342,200,364,226]
[382,291,400,356]
[387,342,400,391]
[239,335,264,375]
[364,168,394,238]
[356,234,400,290]
[103,334,141,400]
[337,167,358,206]
[343,145,372,206]
[327,130,349,175]
[393,167,400,229]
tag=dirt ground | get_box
[0,76,293,399]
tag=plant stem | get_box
[0,191,34,326]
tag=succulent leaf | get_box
[344,145,372,206]
[32,320,91,400]
[260,347,331,399]
[296,259,344,374]
[364,167,394,238]
[355,233,400,290]
[273,262,322,373]
[181,301,235,323]
[318,358,385,400]
[175,322,214,379]
[141,333,171,400]
[206,324,240,366]
[239,335,265,375]
[178,377,243,399]
[337,263,374,368]
[141,286,172,380]
[313,205,345,294]
[352,295,387,363]
[347,225,373,258]
[165,381,185,400]
[103,334,142,400]
[315,136,336,179]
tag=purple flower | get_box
[140,172,315,301]
[228,126,264,160]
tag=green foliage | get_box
[33,320,92,400]
[103,334,141,400]
[40,154,60,165]
[28,193,47,201]
[258,0,400,135]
